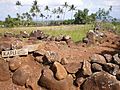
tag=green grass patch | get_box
[0,25,93,42]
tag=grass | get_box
[0,24,93,42]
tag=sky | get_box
[0,0,120,21]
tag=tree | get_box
[57,7,63,21]
[16,1,22,13]
[30,0,40,25]
[40,13,45,22]
[74,9,89,24]
[96,6,112,22]
[62,2,69,21]
[44,5,50,25]
[52,8,57,21]
[69,4,76,24]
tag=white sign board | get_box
[2,49,28,58]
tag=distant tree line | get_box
[0,0,118,27]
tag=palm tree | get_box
[62,2,69,21]
[57,7,63,25]
[69,4,76,24]
[40,13,45,25]
[16,1,22,13]
[30,0,40,25]
[44,5,50,25]
[52,8,57,21]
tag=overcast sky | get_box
[0,0,120,20]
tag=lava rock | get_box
[91,63,103,72]
[113,54,120,65]
[82,72,120,90]
[38,68,70,90]
[9,56,23,71]
[0,59,10,81]
[52,62,67,80]
[103,63,119,75]
[82,60,92,76]
[104,54,113,63]
[12,65,32,86]
[64,62,82,74]
[90,54,106,65]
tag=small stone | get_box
[104,54,113,63]
[52,62,67,80]
[92,63,103,72]
[82,60,92,76]
[103,63,119,75]
[61,58,68,65]
[113,54,120,65]
[90,54,106,64]
[116,70,120,80]
[75,77,85,87]
[35,56,43,63]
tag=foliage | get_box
[96,6,113,22]
[74,9,96,24]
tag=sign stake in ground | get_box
[2,49,28,58]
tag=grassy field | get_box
[0,25,93,42]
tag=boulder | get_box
[103,63,119,75]
[91,63,103,72]
[0,59,10,81]
[90,54,106,65]
[82,72,120,90]
[113,54,120,65]
[64,62,82,74]
[52,62,67,80]
[82,60,92,76]
[9,56,23,71]
[43,51,61,63]
[104,54,113,63]
[38,68,70,90]
[12,65,32,86]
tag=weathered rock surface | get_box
[82,60,92,76]
[12,65,32,86]
[0,59,10,81]
[64,62,82,74]
[113,54,120,65]
[90,54,106,64]
[91,63,103,72]
[39,68,70,90]
[52,62,67,80]
[104,54,113,63]
[103,63,119,75]
[9,56,23,71]
[82,72,120,90]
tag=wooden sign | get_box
[2,49,28,58]
[23,44,40,52]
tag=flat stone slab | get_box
[23,44,40,52]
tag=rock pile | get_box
[0,30,120,90]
